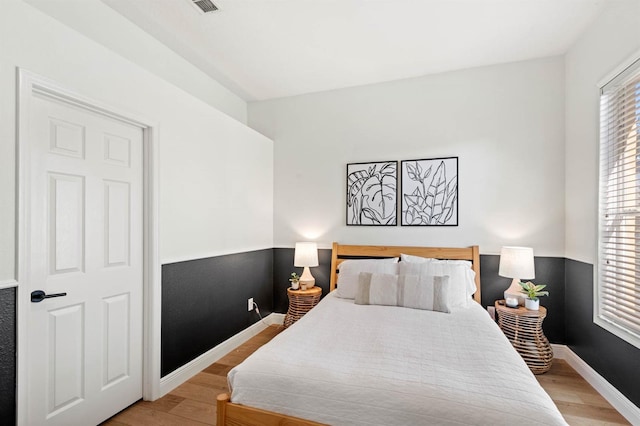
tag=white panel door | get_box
[25,93,143,425]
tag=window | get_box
[597,57,640,347]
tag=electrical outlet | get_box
[248,297,254,311]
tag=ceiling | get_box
[100,0,609,101]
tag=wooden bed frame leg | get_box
[217,393,229,426]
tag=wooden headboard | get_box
[329,242,481,304]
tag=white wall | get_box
[0,0,273,281]
[249,57,566,256]
[565,0,640,264]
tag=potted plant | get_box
[289,272,300,290]
[518,281,549,310]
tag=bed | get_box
[216,243,567,425]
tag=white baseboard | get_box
[158,313,283,397]
[552,344,640,425]
[550,343,567,359]
[269,313,285,324]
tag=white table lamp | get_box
[294,242,319,288]
[499,246,535,306]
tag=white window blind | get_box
[598,57,640,345]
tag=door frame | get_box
[16,69,162,424]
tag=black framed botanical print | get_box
[400,157,458,226]
[346,161,397,226]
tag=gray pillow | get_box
[355,272,451,313]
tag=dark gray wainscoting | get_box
[481,255,566,344]
[161,249,274,377]
[565,259,640,408]
[0,287,16,425]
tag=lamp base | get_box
[504,278,525,306]
[299,266,315,289]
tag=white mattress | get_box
[228,292,567,425]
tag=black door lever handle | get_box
[31,290,67,303]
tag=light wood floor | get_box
[102,325,629,426]
[535,361,629,425]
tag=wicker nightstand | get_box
[284,286,322,328]
[495,301,553,374]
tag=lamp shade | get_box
[499,246,535,279]
[294,242,319,267]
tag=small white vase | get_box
[525,298,540,310]
[505,297,519,308]
[291,281,299,290]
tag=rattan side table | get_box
[495,301,553,374]
[284,286,322,328]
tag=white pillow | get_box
[355,272,451,313]
[435,260,477,299]
[400,253,435,263]
[401,256,477,298]
[336,258,399,299]
[399,261,476,308]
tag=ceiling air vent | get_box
[191,0,218,13]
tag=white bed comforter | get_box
[228,292,567,425]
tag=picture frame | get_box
[400,157,458,226]
[346,161,397,226]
